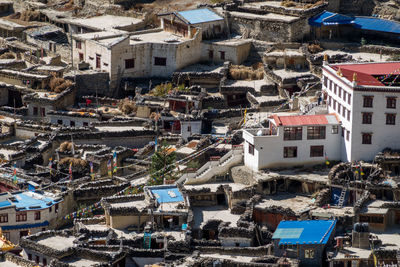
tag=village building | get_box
[272,220,337,267]
[322,61,400,162]
[47,110,101,127]
[0,191,63,244]
[243,114,341,170]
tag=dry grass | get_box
[308,43,324,54]
[281,1,296,7]
[0,52,15,59]
[118,98,136,115]
[229,63,264,80]
[50,77,73,93]
[281,0,323,9]
[59,157,87,168]
[59,141,74,152]
[9,11,41,21]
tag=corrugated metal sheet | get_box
[272,220,336,245]
[310,11,400,35]
[178,8,223,24]
[274,114,338,126]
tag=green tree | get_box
[149,141,177,185]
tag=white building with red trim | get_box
[322,61,400,162]
[243,114,341,170]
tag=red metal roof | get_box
[272,114,339,126]
[330,62,400,86]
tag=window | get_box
[43,258,47,266]
[284,147,297,158]
[125,58,135,69]
[83,122,89,127]
[387,97,396,109]
[208,50,213,59]
[154,57,167,66]
[284,127,302,141]
[16,212,27,222]
[346,130,350,141]
[28,254,32,261]
[363,96,373,108]
[386,113,396,125]
[362,112,372,124]
[0,213,7,223]
[33,107,38,116]
[75,41,82,49]
[329,80,332,90]
[219,51,225,60]
[307,126,326,140]
[187,125,191,132]
[342,107,346,117]
[55,204,59,213]
[323,77,327,88]
[96,54,101,69]
[348,93,351,104]
[310,145,324,157]
[331,125,338,134]
[305,249,315,259]
[347,110,351,121]
[328,96,332,106]
[333,100,336,110]
[70,121,75,127]
[334,85,337,94]
[35,255,40,264]
[341,127,345,137]
[337,103,341,114]
[57,119,62,125]
[49,206,52,213]
[362,133,372,144]
[248,142,254,155]
[34,211,40,220]
[79,53,83,62]
[338,87,342,98]
[343,90,346,101]
[40,107,45,117]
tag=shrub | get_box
[308,43,324,54]
[49,78,73,93]
[118,98,136,115]
[59,141,74,152]
[59,157,88,169]
[0,52,15,59]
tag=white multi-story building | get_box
[243,114,341,170]
[0,191,63,244]
[322,61,400,161]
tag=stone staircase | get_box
[178,146,243,185]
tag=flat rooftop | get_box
[255,193,313,215]
[228,11,299,22]
[37,235,75,250]
[192,205,241,228]
[130,30,189,44]
[65,15,143,31]
[62,258,104,267]
[95,126,146,132]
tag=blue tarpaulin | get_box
[149,186,184,203]
[178,8,223,24]
[272,220,336,245]
[331,187,349,206]
[309,11,400,35]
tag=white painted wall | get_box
[181,120,202,141]
[323,64,400,162]
[243,124,341,171]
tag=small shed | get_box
[272,219,337,267]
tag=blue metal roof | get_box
[2,221,49,230]
[272,220,336,245]
[149,186,184,203]
[309,11,400,35]
[352,16,400,34]
[177,8,223,24]
[0,191,61,211]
